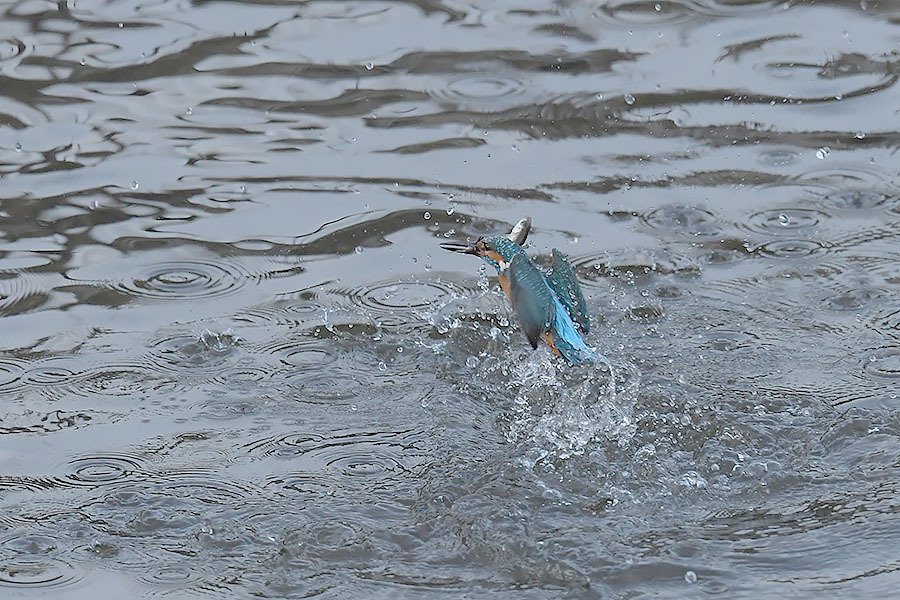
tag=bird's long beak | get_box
[439,241,479,255]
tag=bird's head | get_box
[440,235,527,272]
[440,217,531,272]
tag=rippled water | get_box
[2,0,900,597]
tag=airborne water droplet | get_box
[816,146,831,160]
[186,107,193,115]
[354,246,363,254]
[365,62,374,71]
[624,93,635,105]
[855,131,865,139]
[423,211,431,219]
[466,356,479,368]
[778,213,790,226]
[14,142,22,152]
[685,570,697,584]
[131,180,139,190]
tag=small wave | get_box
[744,208,828,236]
[753,239,827,259]
[0,558,84,590]
[430,73,531,109]
[64,453,149,487]
[0,356,28,391]
[66,253,270,303]
[642,205,722,237]
[571,249,701,287]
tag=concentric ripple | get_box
[754,239,827,259]
[572,249,701,286]
[823,190,890,211]
[137,563,205,591]
[0,356,28,391]
[432,73,530,109]
[745,208,828,235]
[864,350,900,380]
[68,257,256,302]
[699,330,759,352]
[691,238,752,266]
[1,534,59,555]
[127,260,247,300]
[0,271,51,316]
[598,0,701,26]
[64,453,147,487]
[155,471,259,505]
[823,288,885,311]
[0,558,84,590]
[642,205,721,237]
[29,363,173,400]
[757,149,800,167]
[141,330,242,378]
[342,279,458,319]
[245,429,427,482]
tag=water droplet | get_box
[466,356,479,368]
[778,213,790,226]
[816,146,831,160]
[446,207,454,216]
[834,93,843,100]
[14,142,21,152]
[365,62,374,70]
[511,144,519,152]
[842,30,850,39]
[685,570,697,584]
[423,211,431,219]
[654,3,661,10]
[596,93,603,100]
[424,263,432,271]
[855,131,866,139]
[240,185,246,193]
[79,58,86,66]
[624,93,635,105]
[118,22,123,27]
[130,180,139,190]
[185,107,193,115]
[397,346,403,353]
[354,246,363,254]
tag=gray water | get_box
[2,0,900,597]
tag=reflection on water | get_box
[2,0,900,597]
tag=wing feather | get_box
[508,254,554,349]
[547,249,589,333]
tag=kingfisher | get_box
[440,217,597,364]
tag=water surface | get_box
[2,0,900,597]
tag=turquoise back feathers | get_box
[440,218,596,364]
